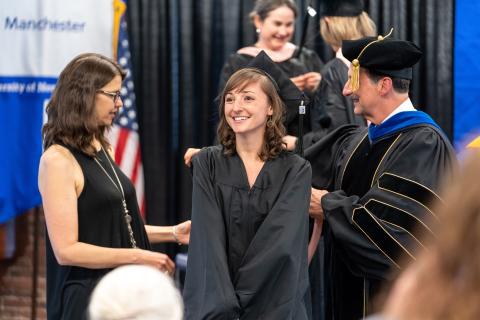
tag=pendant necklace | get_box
[94,147,137,248]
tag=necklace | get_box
[93,147,137,248]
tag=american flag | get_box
[108,0,145,216]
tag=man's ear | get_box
[378,77,393,95]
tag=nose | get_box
[115,97,123,109]
[232,98,243,111]
[342,80,353,97]
[278,26,288,36]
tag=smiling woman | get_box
[218,67,284,161]
[183,52,312,319]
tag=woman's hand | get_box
[282,135,298,151]
[290,75,306,91]
[173,220,191,245]
[137,249,175,276]
[184,148,201,167]
[303,72,321,92]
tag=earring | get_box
[256,28,261,34]
[266,117,273,128]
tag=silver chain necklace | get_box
[93,147,137,248]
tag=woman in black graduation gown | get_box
[315,0,376,133]
[183,52,312,319]
[39,53,190,320]
[218,0,325,136]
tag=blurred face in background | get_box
[254,5,295,51]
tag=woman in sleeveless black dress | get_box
[39,53,190,320]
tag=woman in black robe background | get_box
[217,0,326,136]
[315,0,376,134]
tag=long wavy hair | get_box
[42,53,126,157]
[217,68,286,161]
[320,12,376,50]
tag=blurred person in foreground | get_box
[369,151,480,320]
[89,265,183,320]
[39,53,190,320]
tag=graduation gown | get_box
[183,146,312,320]
[304,120,456,320]
[218,48,326,136]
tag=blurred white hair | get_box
[88,265,183,320]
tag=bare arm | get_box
[39,146,174,273]
[145,220,191,244]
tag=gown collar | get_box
[368,109,441,143]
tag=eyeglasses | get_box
[97,89,122,103]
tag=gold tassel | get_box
[350,28,394,92]
[351,59,360,92]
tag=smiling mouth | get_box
[232,116,249,121]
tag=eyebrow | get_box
[226,90,256,94]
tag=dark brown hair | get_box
[42,53,126,156]
[217,68,286,161]
[249,0,298,22]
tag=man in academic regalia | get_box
[304,32,457,320]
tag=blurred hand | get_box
[282,135,298,151]
[290,75,306,91]
[173,220,191,245]
[310,187,328,220]
[184,148,201,167]
[303,72,321,92]
[138,249,175,276]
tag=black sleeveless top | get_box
[45,144,150,320]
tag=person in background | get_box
[89,265,184,320]
[39,53,190,320]
[183,52,312,319]
[304,34,456,320]
[317,0,376,131]
[218,0,327,137]
[368,151,479,320]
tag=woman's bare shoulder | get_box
[40,144,77,172]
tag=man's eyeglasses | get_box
[97,90,122,103]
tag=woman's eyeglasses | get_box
[97,90,122,103]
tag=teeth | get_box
[233,116,248,121]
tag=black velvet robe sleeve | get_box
[321,126,456,279]
[303,124,363,190]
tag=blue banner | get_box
[0,0,113,223]
[454,0,480,149]
[0,77,56,223]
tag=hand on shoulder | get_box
[184,148,202,167]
